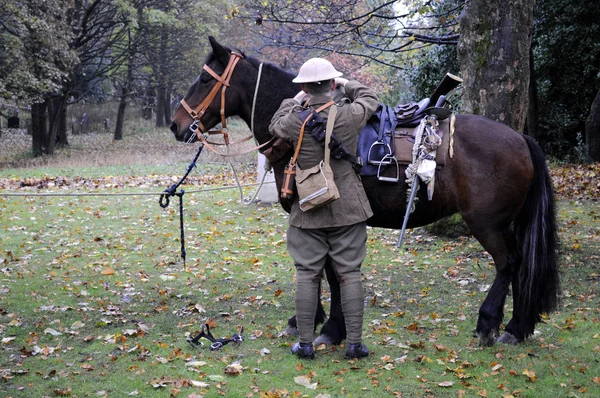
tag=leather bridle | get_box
[179,51,272,156]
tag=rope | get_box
[156,144,205,267]
[229,61,271,206]
[250,63,263,140]
[229,157,272,205]
[405,119,428,213]
[158,144,204,209]
[0,181,276,198]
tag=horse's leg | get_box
[286,276,327,336]
[495,273,528,344]
[463,218,519,346]
[314,258,346,346]
[498,135,560,344]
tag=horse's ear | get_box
[208,36,230,64]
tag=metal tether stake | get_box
[159,142,205,267]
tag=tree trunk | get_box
[155,30,169,128]
[163,85,171,126]
[457,0,535,132]
[586,89,600,161]
[57,96,69,147]
[31,101,47,157]
[45,96,66,155]
[142,84,154,120]
[114,94,127,141]
[526,45,539,139]
[155,84,165,127]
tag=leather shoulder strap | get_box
[290,100,334,166]
[324,105,337,166]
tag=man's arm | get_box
[269,98,303,140]
[340,80,380,128]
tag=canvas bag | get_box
[296,104,340,211]
[281,101,334,202]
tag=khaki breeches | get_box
[287,222,367,344]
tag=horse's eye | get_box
[199,72,212,85]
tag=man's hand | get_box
[335,78,349,88]
[293,91,309,103]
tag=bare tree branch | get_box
[238,0,465,69]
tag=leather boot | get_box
[291,342,315,359]
[345,342,369,359]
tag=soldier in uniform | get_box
[269,58,379,359]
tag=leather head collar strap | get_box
[179,51,243,144]
[178,52,273,157]
[181,51,273,157]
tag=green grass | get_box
[1,185,598,397]
[0,125,599,397]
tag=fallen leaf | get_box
[439,381,454,387]
[189,380,209,388]
[294,375,317,390]
[522,369,537,382]
[71,321,85,330]
[224,363,243,376]
[185,361,207,368]
[260,348,271,356]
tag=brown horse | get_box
[170,37,559,346]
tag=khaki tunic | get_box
[269,81,379,229]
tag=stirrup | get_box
[377,154,400,183]
[367,140,394,165]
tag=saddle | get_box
[357,100,452,182]
[356,72,461,182]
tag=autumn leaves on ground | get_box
[0,125,599,397]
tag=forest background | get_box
[1,1,599,397]
[0,0,599,163]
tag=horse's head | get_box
[170,36,249,143]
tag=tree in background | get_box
[587,90,600,161]
[532,0,600,160]
[457,0,535,132]
[0,0,78,156]
[238,0,463,104]
[2,0,598,161]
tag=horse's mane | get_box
[202,43,296,84]
[242,52,295,81]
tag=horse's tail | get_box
[514,135,560,326]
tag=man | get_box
[269,58,379,359]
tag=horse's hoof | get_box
[478,331,496,347]
[285,325,298,337]
[496,332,520,345]
[314,334,337,347]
